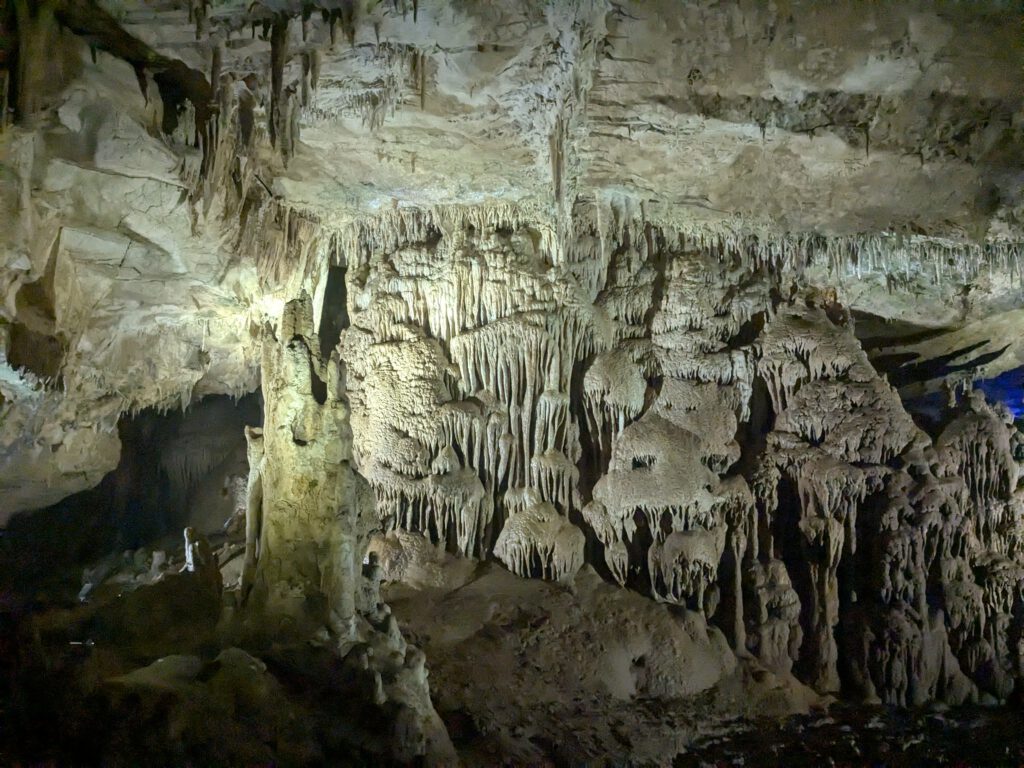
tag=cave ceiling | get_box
[126,0,1024,233]
[1,0,1023,511]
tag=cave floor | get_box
[3,538,1023,767]
[677,705,1024,768]
[385,561,1024,767]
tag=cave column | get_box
[799,514,844,692]
[244,293,372,632]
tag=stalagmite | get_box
[240,425,264,601]
[243,292,373,624]
[239,294,456,764]
[745,559,803,674]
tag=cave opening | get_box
[0,392,262,606]
[975,367,1024,422]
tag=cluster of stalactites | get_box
[159,437,233,503]
[937,390,1019,510]
[339,225,608,569]
[301,41,417,131]
[373,463,494,560]
[756,303,861,412]
[231,198,335,297]
[586,413,741,610]
[576,231,768,645]
[648,524,727,611]
[494,488,585,582]
[202,3,390,159]
[444,317,598,496]
[582,347,648,471]
[756,301,915,692]
[574,198,1024,290]
[755,295,1024,704]
[338,204,553,268]
[650,251,765,425]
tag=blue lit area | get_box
[975,368,1024,421]
[901,368,1024,433]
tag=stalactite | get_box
[5,5,1024,750]
[550,115,564,208]
[268,15,288,149]
[494,488,584,581]
[572,198,1023,290]
[937,390,1018,511]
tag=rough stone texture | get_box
[237,292,455,764]
[241,292,368,622]
[385,557,818,765]
[2,0,1024,764]
[3,0,1022,515]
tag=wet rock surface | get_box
[678,705,1024,767]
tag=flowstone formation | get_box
[340,222,607,577]
[3,0,1024,764]
[337,213,1024,710]
[238,292,455,763]
[756,303,1024,705]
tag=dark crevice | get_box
[6,322,65,383]
[726,310,766,351]
[310,371,327,405]
[641,228,669,332]
[773,475,815,685]
[318,261,350,361]
[883,341,1007,389]
[268,14,288,148]
[854,310,953,352]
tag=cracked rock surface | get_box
[2,1,1024,765]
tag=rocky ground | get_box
[679,705,1024,768]
[5,524,1023,767]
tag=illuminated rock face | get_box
[240,293,456,764]
[241,292,370,622]
[2,0,1024,737]
[335,218,1024,707]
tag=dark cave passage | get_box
[318,262,349,361]
[0,392,261,604]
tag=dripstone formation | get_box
[2,1,1024,765]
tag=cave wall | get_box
[325,214,1024,706]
